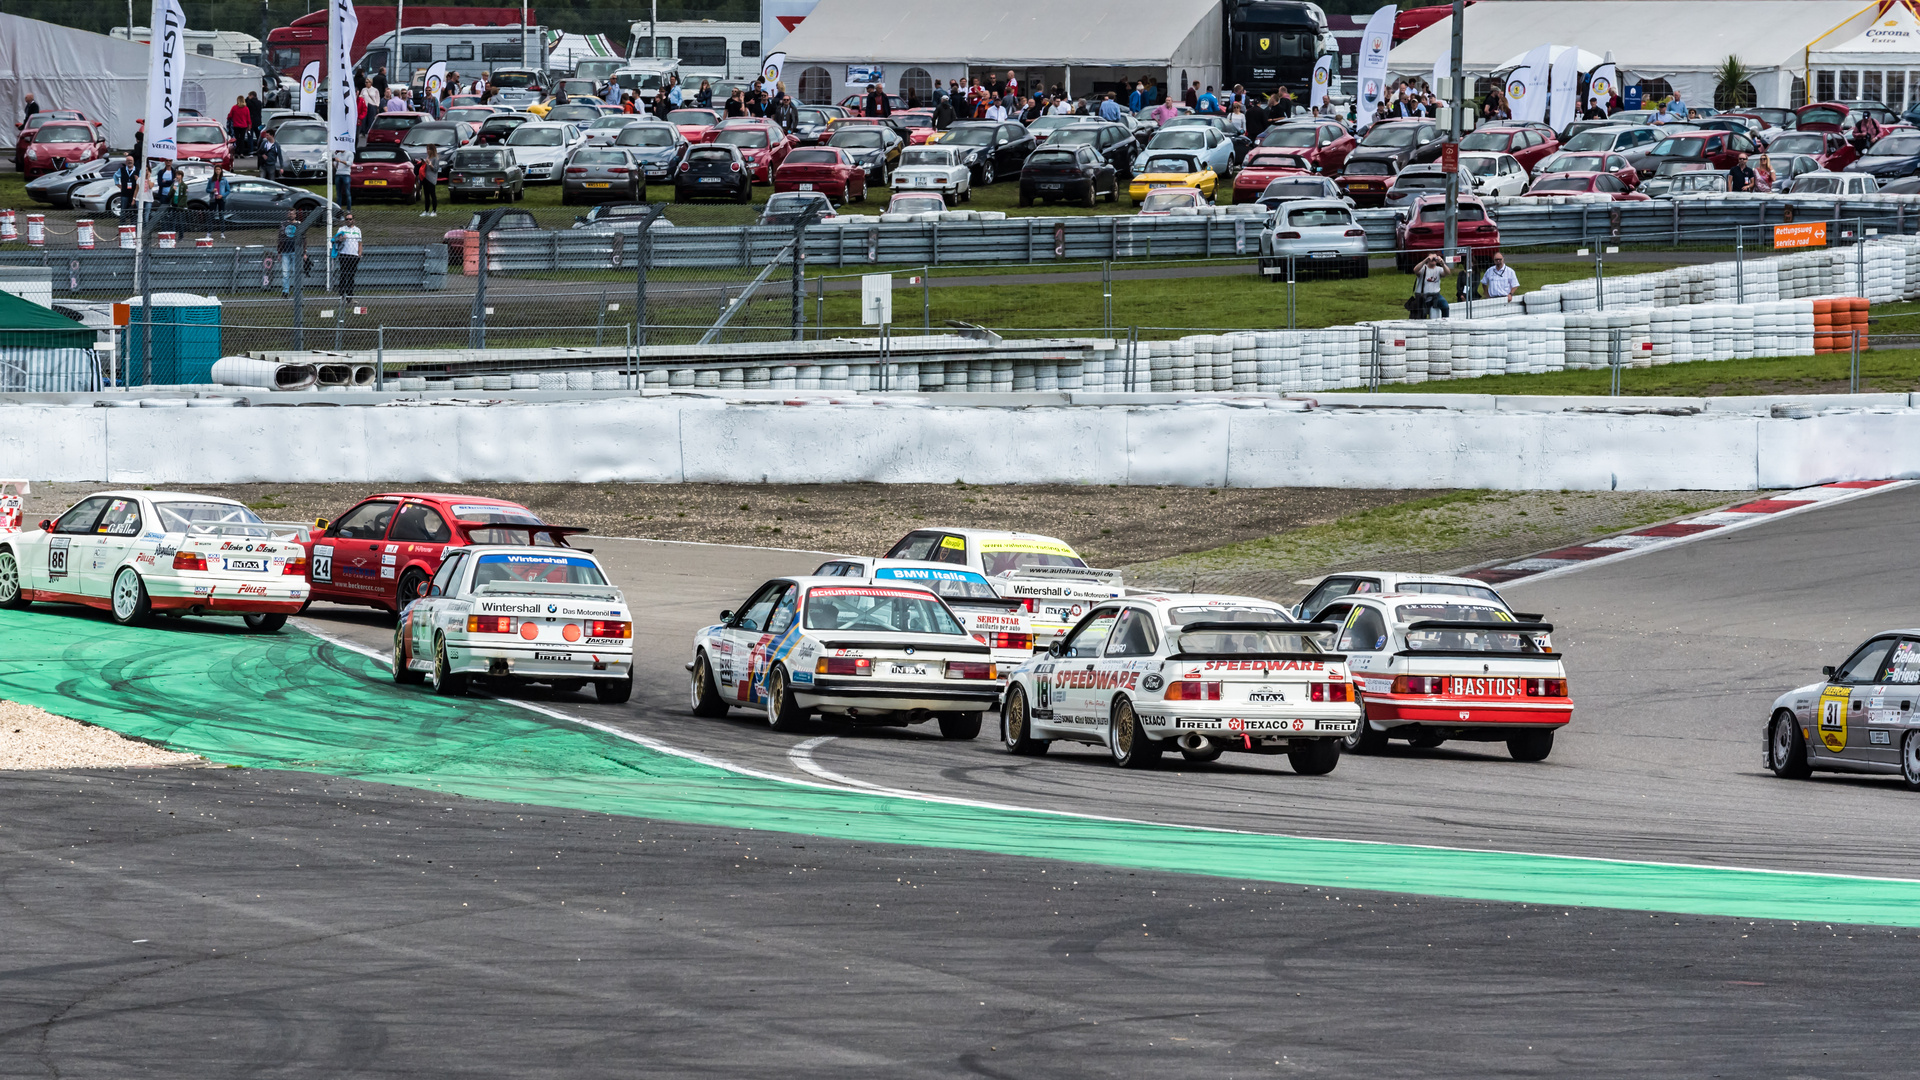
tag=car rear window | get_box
[1026,150,1078,167]
[451,149,507,168]
[1529,177,1593,192]
[716,130,771,147]
[370,114,420,129]
[786,149,840,165]
[688,147,735,162]
[1285,206,1352,227]
[572,149,626,165]
[617,126,679,147]
[357,147,408,163]
[472,552,606,586]
[803,586,964,634]
[1799,107,1846,127]
[1342,159,1392,175]
[1419,204,1486,222]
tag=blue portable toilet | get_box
[122,292,223,386]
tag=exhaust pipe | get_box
[1177,733,1210,752]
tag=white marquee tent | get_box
[1391,0,1884,110]
[0,13,261,152]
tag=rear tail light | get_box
[991,632,1034,651]
[1310,682,1351,702]
[1343,228,1367,237]
[1274,230,1302,239]
[946,661,997,680]
[1163,680,1222,701]
[817,656,872,676]
[566,166,588,174]
[172,551,208,571]
[678,162,689,172]
[729,162,741,171]
[611,167,629,174]
[450,173,464,182]
[1526,678,1568,697]
[591,620,632,639]
[1392,675,1443,694]
[468,615,514,633]
[1021,598,1036,613]
[282,554,308,575]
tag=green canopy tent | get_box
[0,289,101,390]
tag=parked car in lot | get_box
[445,105,501,127]
[1257,119,1358,173]
[1638,159,1715,198]
[1458,151,1529,195]
[666,107,722,142]
[1259,198,1369,280]
[1759,130,1857,172]
[1019,144,1119,207]
[885,145,967,203]
[1144,124,1236,177]
[711,121,796,183]
[504,121,583,183]
[1844,132,1920,178]
[1527,171,1649,200]
[760,190,839,225]
[1460,125,1560,173]
[1394,194,1499,272]
[445,146,525,202]
[1026,114,1084,145]
[367,111,429,146]
[1384,164,1475,209]
[1530,150,1639,189]
[561,147,645,203]
[400,121,477,164]
[1159,113,1252,163]
[1790,170,1881,195]
[20,120,107,180]
[1128,151,1217,203]
[351,145,421,202]
[827,125,902,186]
[175,120,235,170]
[1626,130,1760,177]
[1558,124,1664,157]
[773,147,869,203]
[1135,186,1208,215]
[1344,118,1445,173]
[1044,122,1140,179]
[891,110,939,145]
[1762,153,1825,192]
[74,162,214,217]
[674,143,752,203]
[25,156,114,207]
[1259,174,1350,210]
[1334,158,1396,206]
[612,121,690,181]
[791,105,847,145]
[581,114,647,146]
[928,120,1033,185]
[14,110,87,170]
[477,112,534,145]
[886,192,947,216]
[1229,148,1312,203]
[570,202,674,232]
[182,176,341,227]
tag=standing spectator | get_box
[1728,153,1757,193]
[933,92,955,129]
[246,91,263,142]
[202,165,231,237]
[866,81,891,117]
[1098,92,1122,121]
[1754,154,1776,193]
[277,210,302,296]
[1006,70,1019,98]
[1225,100,1246,132]
[333,213,363,300]
[1415,254,1450,318]
[1151,97,1177,127]
[621,91,636,114]
[154,159,177,206]
[1184,80,1199,108]
[604,79,620,107]
[1197,85,1219,113]
[372,67,389,97]
[114,154,139,216]
[1276,85,1295,118]
[227,95,253,155]
[697,79,714,108]
[1127,82,1143,112]
[386,86,409,113]
[333,150,353,211]
[419,144,440,216]
[18,93,39,131]
[1245,93,1268,138]
[1480,251,1518,303]
[667,76,684,107]
[773,83,798,128]
[985,96,1008,122]
[258,130,283,182]
[725,88,746,117]
[1853,112,1883,152]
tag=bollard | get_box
[118,224,138,249]
[156,231,177,249]
[75,220,94,249]
[0,209,15,242]
[25,214,45,246]
[195,236,213,248]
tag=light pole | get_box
[1442,0,1464,263]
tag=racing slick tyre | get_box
[1506,729,1555,762]
[1001,685,1050,756]
[1287,737,1341,776]
[109,568,151,627]
[430,634,469,697]
[937,711,982,740]
[0,548,29,609]
[395,568,429,612]
[595,677,633,704]
[392,624,426,684]
[1901,732,1920,792]
[1769,709,1812,779]
[1108,698,1162,769]
[765,664,809,732]
[243,612,287,633]
[690,652,730,717]
[1343,710,1389,755]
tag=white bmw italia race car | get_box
[0,490,308,631]
[688,574,1001,738]
[810,556,1035,676]
[1000,593,1360,773]
[393,545,634,702]
[882,527,1123,647]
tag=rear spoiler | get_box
[1179,621,1340,635]
[1407,619,1553,634]
[455,518,591,537]
[819,638,991,655]
[474,582,621,601]
[1000,565,1124,586]
[255,520,318,542]
[1168,650,1348,662]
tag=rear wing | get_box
[474,581,622,602]
[1179,620,1339,635]
[257,520,318,542]
[1405,619,1553,634]
[187,521,310,542]
[999,565,1124,586]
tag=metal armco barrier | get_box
[466,195,1920,273]
[0,246,449,293]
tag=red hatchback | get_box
[773,146,868,202]
[367,111,430,145]
[176,121,235,169]
[351,145,421,201]
[14,110,87,169]
[1394,194,1499,273]
[1257,119,1356,173]
[710,121,796,182]
[1230,148,1312,203]
[1525,171,1648,201]
[303,493,582,615]
[1336,159,1397,206]
[665,107,722,143]
[1760,129,1857,172]
[1459,125,1560,173]
[21,120,107,179]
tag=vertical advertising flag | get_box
[762,51,787,85]
[1548,47,1579,130]
[423,61,449,100]
[1309,53,1335,109]
[142,0,186,161]
[1588,54,1619,112]
[1511,43,1552,124]
[1355,4,1396,129]
[328,0,359,160]
[299,60,320,114]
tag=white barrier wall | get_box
[6,394,1920,490]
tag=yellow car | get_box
[1128,152,1217,204]
[525,95,604,118]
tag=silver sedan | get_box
[1259,198,1369,280]
[1768,630,1920,788]
[561,148,645,204]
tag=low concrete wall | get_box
[3,391,1917,490]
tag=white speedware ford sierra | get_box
[393,545,634,702]
[0,490,307,630]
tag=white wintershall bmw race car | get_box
[881,527,1123,647]
[688,574,1001,738]
[393,546,634,702]
[812,555,1034,676]
[1000,593,1360,773]
[0,490,308,631]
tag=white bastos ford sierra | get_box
[0,490,307,631]
[1000,594,1360,773]
[393,545,634,702]
[688,574,1001,738]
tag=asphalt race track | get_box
[7,491,1920,1075]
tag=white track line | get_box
[287,622,1920,884]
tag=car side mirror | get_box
[37,519,51,531]
[719,609,733,623]
[1823,665,1836,679]
[424,583,440,598]
[1047,641,1063,658]
[313,517,330,531]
